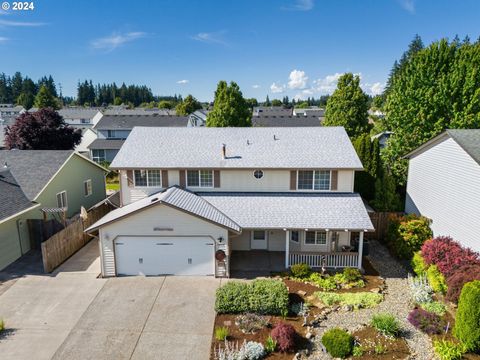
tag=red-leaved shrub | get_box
[421,236,480,278]
[446,264,480,303]
[271,322,296,352]
[407,308,446,334]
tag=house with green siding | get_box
[0,150,107,270]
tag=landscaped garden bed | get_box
[349,325,410,359]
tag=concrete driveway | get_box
[0,242,221,360]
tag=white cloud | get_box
[177,79,189,84]
[312,72,343,94]
[252,84,261,89]
[399,0,415,13]
[191,31,227,45]
[0,36,8,42]
[288,69,308,89]
[363,82,385,96]
[270,82,285,94]
[91,31,146,51]
[0,19,46,27]
[282,0,314,11]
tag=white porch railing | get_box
[289,252,359,269]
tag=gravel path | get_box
[309,240,436,360]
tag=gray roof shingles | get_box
[252,115,321,127]
[87,139,125,150]
[110,126,363,170]
[0,169,36,221]
[95,115,188,130]
[0,150,73,200]
[447,129,480,165]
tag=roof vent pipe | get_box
[222,143,226,159]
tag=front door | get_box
[251,230,267,250]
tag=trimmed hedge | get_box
[215,279,289,315]
[322,328,353,358]
[454,280,480,352]
[290,263,311,278]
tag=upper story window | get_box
[106,130,128,139]
[80,118,90,124]
[91,149,105,163]
[297,170,330,190]
[290,230,300,243]
[305,231,327,245]
[253,170,264,179]
[56,191,68,208]
[134,170,161,187]
[187,170,213,188]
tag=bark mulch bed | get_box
[350,326,410,359]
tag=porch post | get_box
[357,231,364,270]
[285,230,290,269]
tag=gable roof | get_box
[87,139,125,150]
[110,126,363,170]
[58,108,100,119]
[85,186,241,233]
[0,169,39,222]
[94,115,188,130]
[404,129,480,165]
[252,115,321,127]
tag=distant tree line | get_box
[262,95,330,108]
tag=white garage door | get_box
[114,236,215,276]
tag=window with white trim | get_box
[290,230,300,243]
[134,170,161,187]
[297,170,331,190]
[253,230,266,241]
[305,231,327,245]
[91,149,106,163]
[186,170,213,188]
[84,179,92,196]
[56,191,68,208]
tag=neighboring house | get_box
[58,108,101,129]
[86,127,374,278]
[292,107,325,118]
[253,106,292,117]
[368,109,386,119]
[187,109,209,127]
[252,115,322,127]
[371,131,394,149]
[405,129,480,252]
[0,116,17,149]
[0,104,25,118]
[0,150,107,270]
[88,115,188,162]
[75,128,98,157]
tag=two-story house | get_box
[58,108,101,129]
[88,114,188,162]
[85,127,374,277]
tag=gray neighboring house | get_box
[58,108,101,129]
[372,131,394,148]
[292,107,325,118]
[0,116,17,149]
[252,115,322,127]
[405,129,480,252]
[0,104,25,118]
[253,106,293,117]
[88,115,188,162]
[187,109,210,127]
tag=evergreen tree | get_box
[34,85,59,109]
[16,93,35,110]
[11,72,23,102]
[206,81,252,127]
[175,94,202,115]
[353,134,381,201]
[371,171,402,211]
[265,95,271,106]
[323,73,369,138]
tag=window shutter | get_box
[161,170,169,188]
[179,170,186,188]
[290,170,297,190]
[126,170,134,187]
[331,170,338,190]
[214,170,220,188]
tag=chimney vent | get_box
[222,143,226,159]
[3,162,8,169]
[273,134,278,141]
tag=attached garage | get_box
[85,187,241,277]
[114,236,215,276]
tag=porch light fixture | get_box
[364,229,368,232]
[344,229,348,232]
[283,228,287,231]
[325,229,329,232]
[305,228,309,231]
[217,236,224,243]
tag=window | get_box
[56,191,68,208]
[80,119,90,124]
[134,170,161,187]
[290,230,299,243]
[253,231,266,240]
[186,170,213,188]
[305,231,327,245]
[92,149,106,163]
[107,130,117,139]
[84,179,92,196]
[253,170,264,179]
[297,170,331,190]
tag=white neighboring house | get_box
[75,128,98,157]
[58,108,101,129]
[85,127,374,278]
[405,129,480,252]
[187,109,209,127]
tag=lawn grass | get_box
[106,182,120,191]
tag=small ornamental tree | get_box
[271,322,296,352]
[446,264,480,303]
[5,108,81,150]
[454,280,480,352]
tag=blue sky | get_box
[1,0,479,101]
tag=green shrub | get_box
[412,251,428,275]
[374,343,387,355]
[352,345,365,357]
[371,313,401,337]
[264,335,277,354]
[427,265,447,294]
[215,281,249,313]
[342,267,362,282]
[315,291,383,308]
[215,279,289,315]
[454,280,480,352]
[290,263,312,278]
[0,318,4,331]
[419,301,446,316]
[433,340,466,360]
[309,273,337,290]
[321,328,353,358]
[214,326,229,341]
[387,214,432,259]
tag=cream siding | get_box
[99,204,228,276]
[406,137,480,252]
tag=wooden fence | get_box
[41,203,111,273]
[365,212,404,242]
